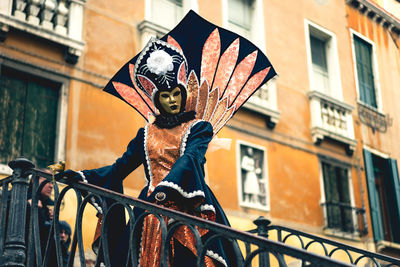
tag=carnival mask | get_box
[158,87,182,115]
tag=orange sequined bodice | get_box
[145,119,195,194]
[141,119,217,267]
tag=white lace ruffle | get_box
[77,171,87,182]
[157,181,205,199]
[200,204,216,213]
[180,120,203,156]
[144,125,154,192]
[206,250,227,267]
[138,224,144,266]
[77,171,103,214]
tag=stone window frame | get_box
[304,19,343,101]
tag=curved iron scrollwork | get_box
[358,103,393,133]
[0,158,399,266]
[265,224,400,267]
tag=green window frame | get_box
[0,67,60,168]
[363,149,400,243]
[354,35,377,108]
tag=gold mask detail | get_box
[158,87,182,115]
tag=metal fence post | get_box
[254,216,271,267]
[0,158,34,267]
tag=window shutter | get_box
[0,69,59,168]
[354,36,377,108]
[388,159,400,242]
[363,149,384,241]
[23,80,59,168]
[0,73,27,164]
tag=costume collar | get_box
[154,111,196,129]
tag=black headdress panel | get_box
[103,10,276,126]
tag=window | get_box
[0,67,60,169]
[310,36,329,94]
[227,0,280,125]
[321,161,355,233]
[237,141,269,211]
[227,0,254,39]
[139,0,187,48]
[353,35,378,108]
[226,0,266,51]
[306,22,342,99]
[149,0,183,30]
[363,150,400,243]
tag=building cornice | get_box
[346,0,400,36]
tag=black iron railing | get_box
[321,201,367,236]
[249,223,400,267]
[0,158,399,266]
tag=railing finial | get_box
[8,157,35,174]
[253,216,272,267]
[254,216,271,238]
[1,157,34,266]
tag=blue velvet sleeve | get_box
[149,121,213,204]
[82,128,145,193]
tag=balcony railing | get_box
[1,158,400,266]
[0,0,86,64]
[244,78,280,129]
[308,91,357,155]
[321,201,367,237]
[257,223,400,267]
[357,102,393,133]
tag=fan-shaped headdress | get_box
[133,38,188,100]
[104,10,276,135]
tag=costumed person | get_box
[61,11,276,266]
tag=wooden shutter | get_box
[354,36,377,108]
[0,73,26,164]
[363,149,384,241]
[388,159,400,242]
[0,69,59,168]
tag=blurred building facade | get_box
[0,0,400,260]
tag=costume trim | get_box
[206,250,227,267]
[180,119,203,156]
[144,125,154,192]
[200,204,216,213]
[78,171,103,214]
[77,171,86,181]
[138,224,144,266]
[157,181,205,199]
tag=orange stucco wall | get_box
[2,0,400,258]
[346,5,400,160]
